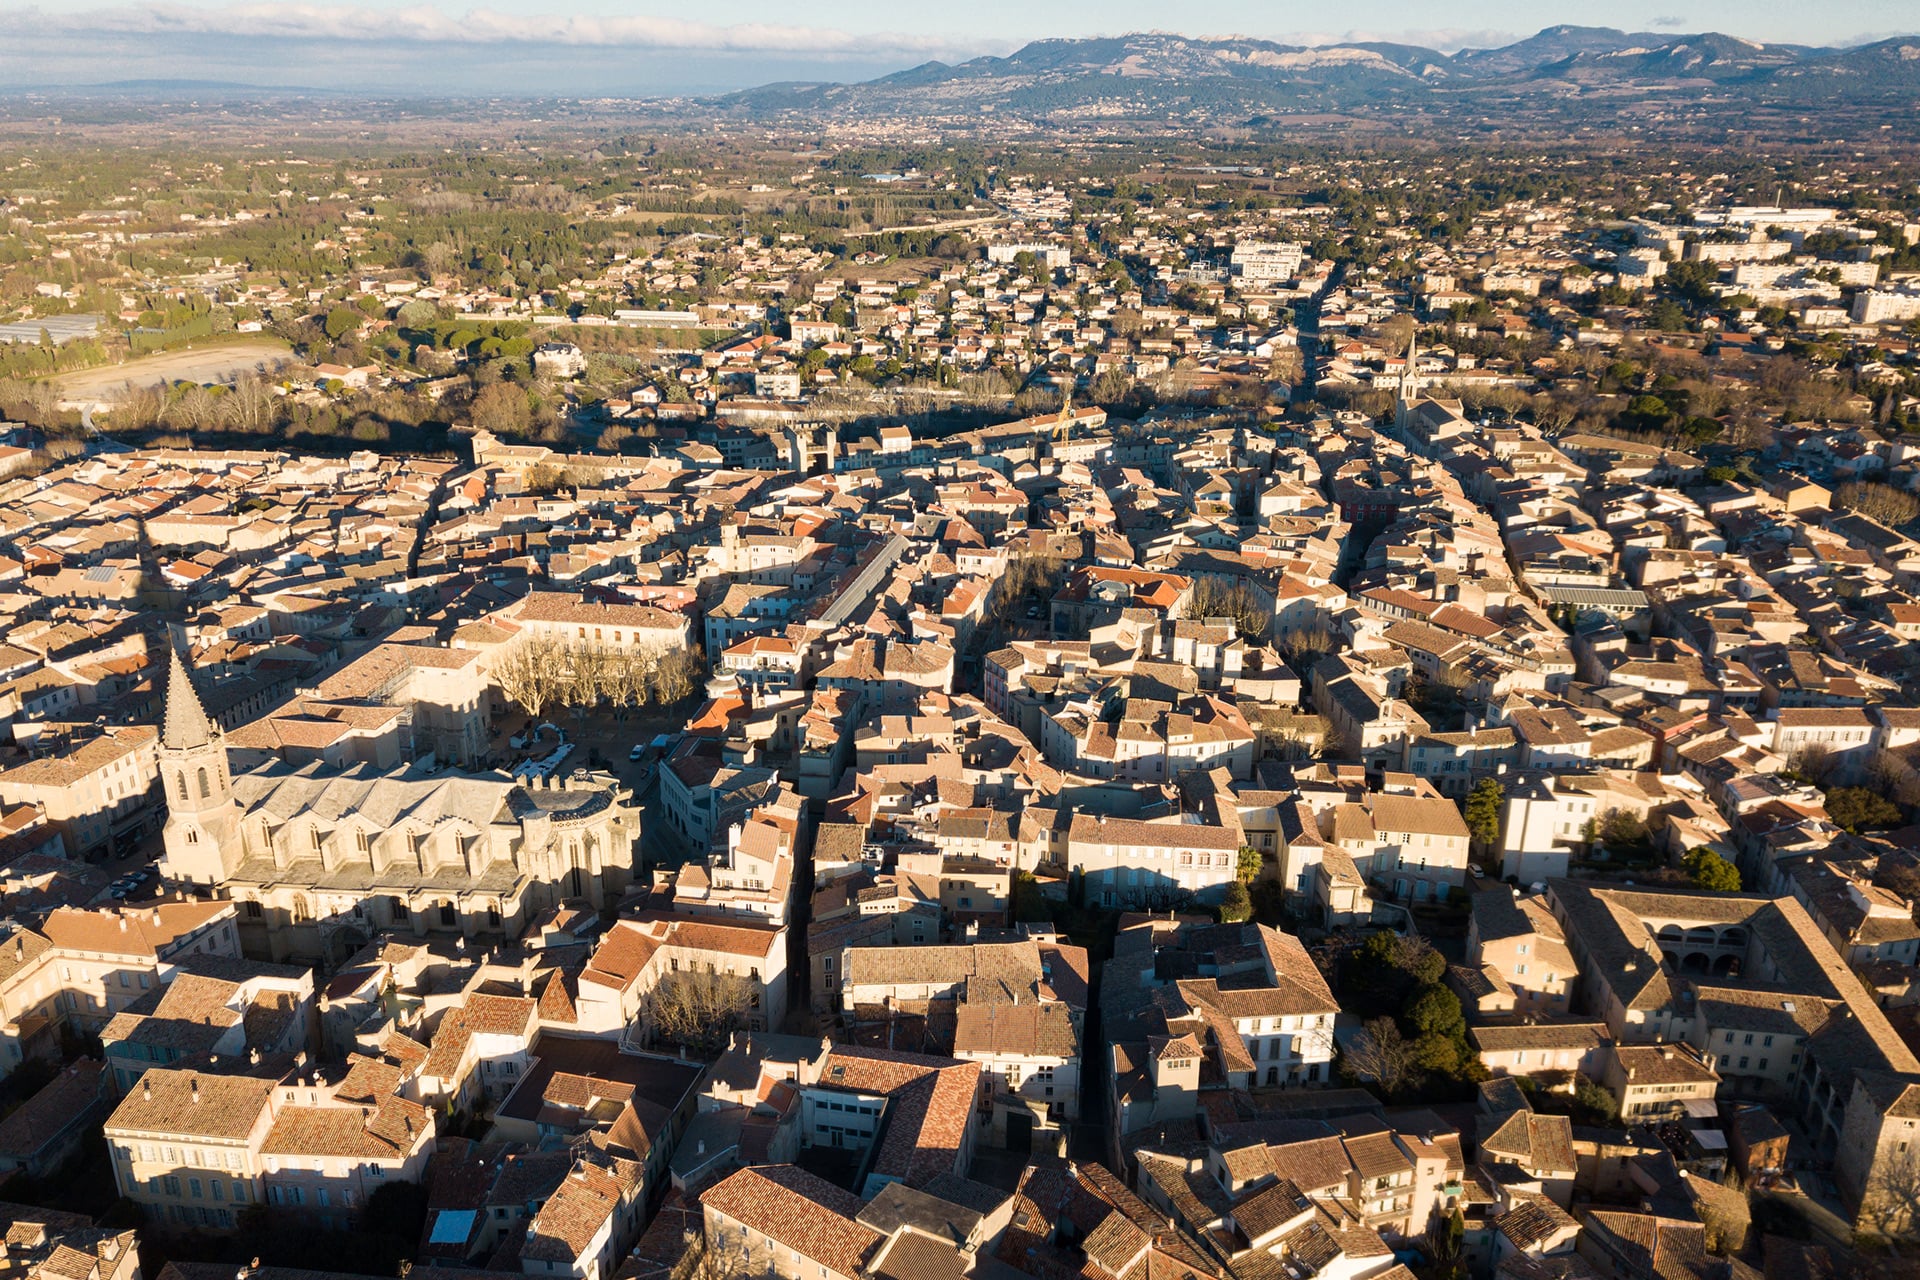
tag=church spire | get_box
[163,642,215,751]
[1397,327,1422,431]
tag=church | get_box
[157,646,640,964]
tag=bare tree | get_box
[1787,743,1837,786]
[226,373,276,434]
[1189,577,1273,640]
[164,385,220,434]
[676,1233,749,1280]
[1862,1146,1920,1238]
[1869,748,1920,809]
[993,551,1069,622]
[492,634,566,720]
[1835,482,1920,527]
[1379,314,1416,359]
[640,968,756,1057]
[650,647,704,704]
[1344,1016,1417,1097]
[1280,622,1339,670]
[561,641,613,711]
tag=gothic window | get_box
[185,829,199,845]
[196,768,210,800]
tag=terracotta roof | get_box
[522,1162,626,1262]
[105,1069,275,1140]
[701,1165,880,1278]
[41,901,232,959]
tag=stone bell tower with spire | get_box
[157,643,242,885]
[1395,328,1423,435]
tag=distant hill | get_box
[716,27,1920,121]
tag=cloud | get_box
[1647,16,1690,30]
[0,2,996,58]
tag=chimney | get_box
[143,1081,152,1101]
[119,916,129,932]
[191,1080,201,1104]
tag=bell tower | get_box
[1396,329,1423,434]
[158,643,242,885]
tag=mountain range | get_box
[720,25,1920,121]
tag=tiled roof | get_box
[1480,1111,1576,1175]
[105,1069,275,1140]
[40,901,231,959]
[701,1165,880,1278]
[522,1163,627,1261]
[815,1047,980,1187]
[262,1093,430,1159]
[952,1003,1078,1060]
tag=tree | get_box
[678,1233,751,1280]
[1343,1016,1417,1097]
[1684,846,1743,893]
[1218,881,1252,924]
[1279,622,1338,670]
[650,647,705,704]
[471,381,533,437]
[1826,786,1903,834]
[1835,481,1920,527]
[1343,931,1445,1017]
[1189,577,1272,640]
[1250,878,1287,925]
[1788,742,1837,786]
[1426,1207,1466,1280]
[1379,314,1415,358]
[492,635,565,720]
[521,463,568,495]
[639,968,756,1057]
[1404,984,1466,1042]
[1573,1075,1621,1125]
[323,306,364,341]
[1237,845,1262,885]
[1012,870,1050,923]
[1464,778,1504,848]
[1599,808,1647,846]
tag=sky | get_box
[0,0,1914,96]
